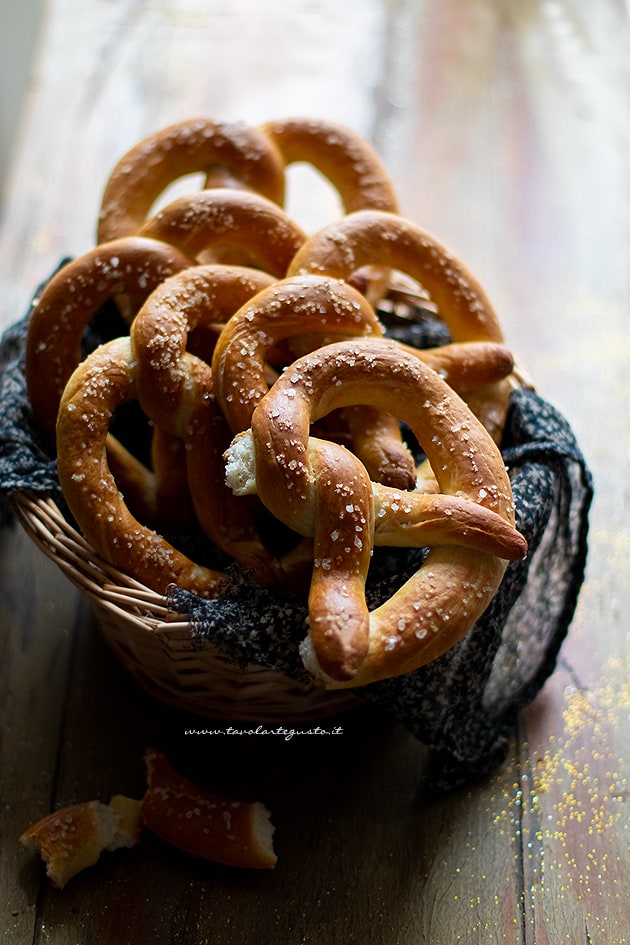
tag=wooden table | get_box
[1,1,628,941]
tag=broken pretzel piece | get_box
[19,795,141,890]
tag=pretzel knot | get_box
[225,338,527,688]
[56,335,276,597]
[97,116,398,243]
[289,209,512,444]
[25,236,193,443]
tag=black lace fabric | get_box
[0,269,593,789]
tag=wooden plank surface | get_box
[1,0,629,942]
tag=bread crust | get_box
[141,749,277,870]
[98,117,287,243]
[19,798,141,889]
[226,337,526,684]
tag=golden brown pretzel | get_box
[97,117,286,243]
[261,117,399,215]
[262,119,399,305]
[211,274,382,431]
[288,210,512,443]
[137,189,306,275]
[130,264,293,567]
[131,264,276,432]
[289,210,502,341]
[56,335,277,596]
[210,274,419,489]
[212,275,515,490]
[225,338,526,686]
[25,237,193,443]
[19,796,141,889]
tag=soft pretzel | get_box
[56,335,278,596]
[261,117,399,215]
[225,338,527,686]
[211,274,515,490]
[141,749,276,870]
[288,210,512,443]
[211,274,381,432]
[262,118,399,305]
[289,210,502,341]
[130,264,293,566]
[210,273,420,489]
[97,117,286,243]
[25,236,192,443]
[137,189,306,275]
[131,264,275,428]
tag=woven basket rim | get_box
[11,489,177,631]
[11,489,367,720]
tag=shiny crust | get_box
[28,115,527,686]
[97,117,287,242]
[141,749,276,870]
[288,209,512,444]
[25,236,192,442]
[129,264,288,576]
[211,273,416,488]
[225,338,527,685]
[56,336,234,596]
[97,116,398,242]
[261,117,399,215]
[289,210,503,342]
[138,188,306,273]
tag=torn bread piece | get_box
[19,796,141,889]
[141,749,277,870]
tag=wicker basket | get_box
[12,490,363,722]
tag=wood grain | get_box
[1,0,629,941]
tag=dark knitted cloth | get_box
[0,269,593,789]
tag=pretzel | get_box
[97,117,286,243]
[262,119,399,305]
[131,264,292,562]
[141,749,276,870]
[211,274,514,490]
[210,273,421,489]
[25,236,192,443]
[98,117,397,236]
[56,335,281,596]
[131,264,274,427]
[225,338,527,686]
[288,210,512,443]
[137,189,306,275]
[261,117,398,214]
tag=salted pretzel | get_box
[211,274,418,489]
[260,117,398,214]
[98,116,397,236]
[224,338,527,687]
[56,335,285,596]
[97,117,287,243]
[98,118,399,303]
[131,264,275,428]
[130,264,292,563]
[260,118,399,304]
[137,188,306,275]
[212,274,515,490]
[19,796,141,889]
[25,236,193,443]
[25,237,196,523]
[288,210,512,444]
[130,264,407,565]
